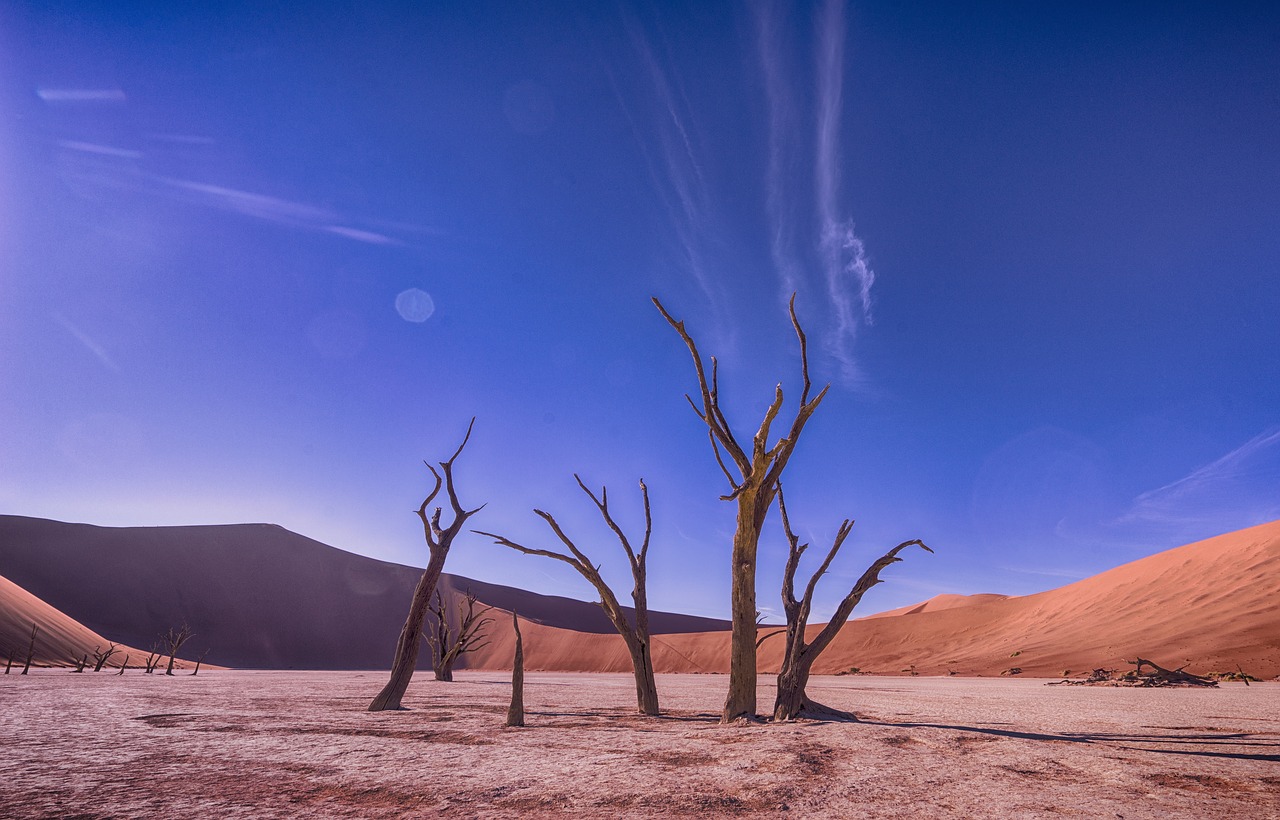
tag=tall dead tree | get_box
[477,475,661,715]
[117,654,129,675]
[426,589,495,681]
[654,295,828,722]
[505,611,525,727]
[162,624,194,675]
[21,624,38,675]
[772,486,931,721]
[369,419,484,711]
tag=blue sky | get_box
[3,1,1278,621]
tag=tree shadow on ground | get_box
[860,719,1280,762]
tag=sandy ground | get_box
[1,670,1277,818]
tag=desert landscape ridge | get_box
[3,516,1277,680]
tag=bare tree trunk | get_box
[117,654,129,675]
[369,551,447,709]
[163,624,194,676]
[21,624,38,675]
[191,649,210,675]
[625,635,659,716]
[478,476,660,716]
[725,493,765,721]
[369,419,484,712]
[4,652,12,674]
[72,653,88,672]
[505,612,524,728]
[655,296,828,722]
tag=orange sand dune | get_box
[462,520,1280,679]
[858,592,1010,620]
[0,573,149,668]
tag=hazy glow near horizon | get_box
[2,1,1278,621]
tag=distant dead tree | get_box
[772,486,931,721]
[369,419,485,712]
[3,650,12,675]
[92,643,120,672]
[71,653,89,673]
[655,295,828,722]
[191,649,211,676]
[505,612,524,728]
[425,589,495,682]
[21,624,38,675]
[143,643,162,674]
[162,624,194,676]
[478,475,661,715]
[117,654,129,675]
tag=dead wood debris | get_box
[1046,658,1218,688]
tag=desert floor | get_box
[1,670,1277,818]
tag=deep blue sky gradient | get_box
[3,1,1278,619]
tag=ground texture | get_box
[1,671,1277,818]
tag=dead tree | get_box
[92,643,119,672]
[369,419,485,711]
[143,643,162,674]
[773,486,931,721]
[425,589,495,682]
[21,624,38,675]
[1123,658,1217,687]
[117,654,129,675]
[71,653,89,672]
[162,624,194,676]
[191,649,210,676]
[505,612,525,727]
[655,295,828,722]
[3,651,11,675]
[477,475,661,715]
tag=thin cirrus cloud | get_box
[154,178,402,246]
[611,10,727,327]
[37,88,127,103]
[755,0,875,382]
[52,313,120,372]
[1117,427,1280,535]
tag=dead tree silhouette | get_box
[654,295,827,722]
[478,475,661,715]
[369,419,485,711]
[425,589,494,682]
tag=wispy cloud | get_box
[57,140,143,159]
[754,1,802,299]
[155,177,402,245]
[37,88,126,103]
[814,0,874,379]
[53,313,119,372]
[606,9,730,334]
[754,0,875,382]
[1117,427,1280,534]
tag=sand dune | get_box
[0,573,148,668]
[460,520,1280,679]
[2,514,1275,677]
[858,592,1010,620]
[0,515,726,669]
